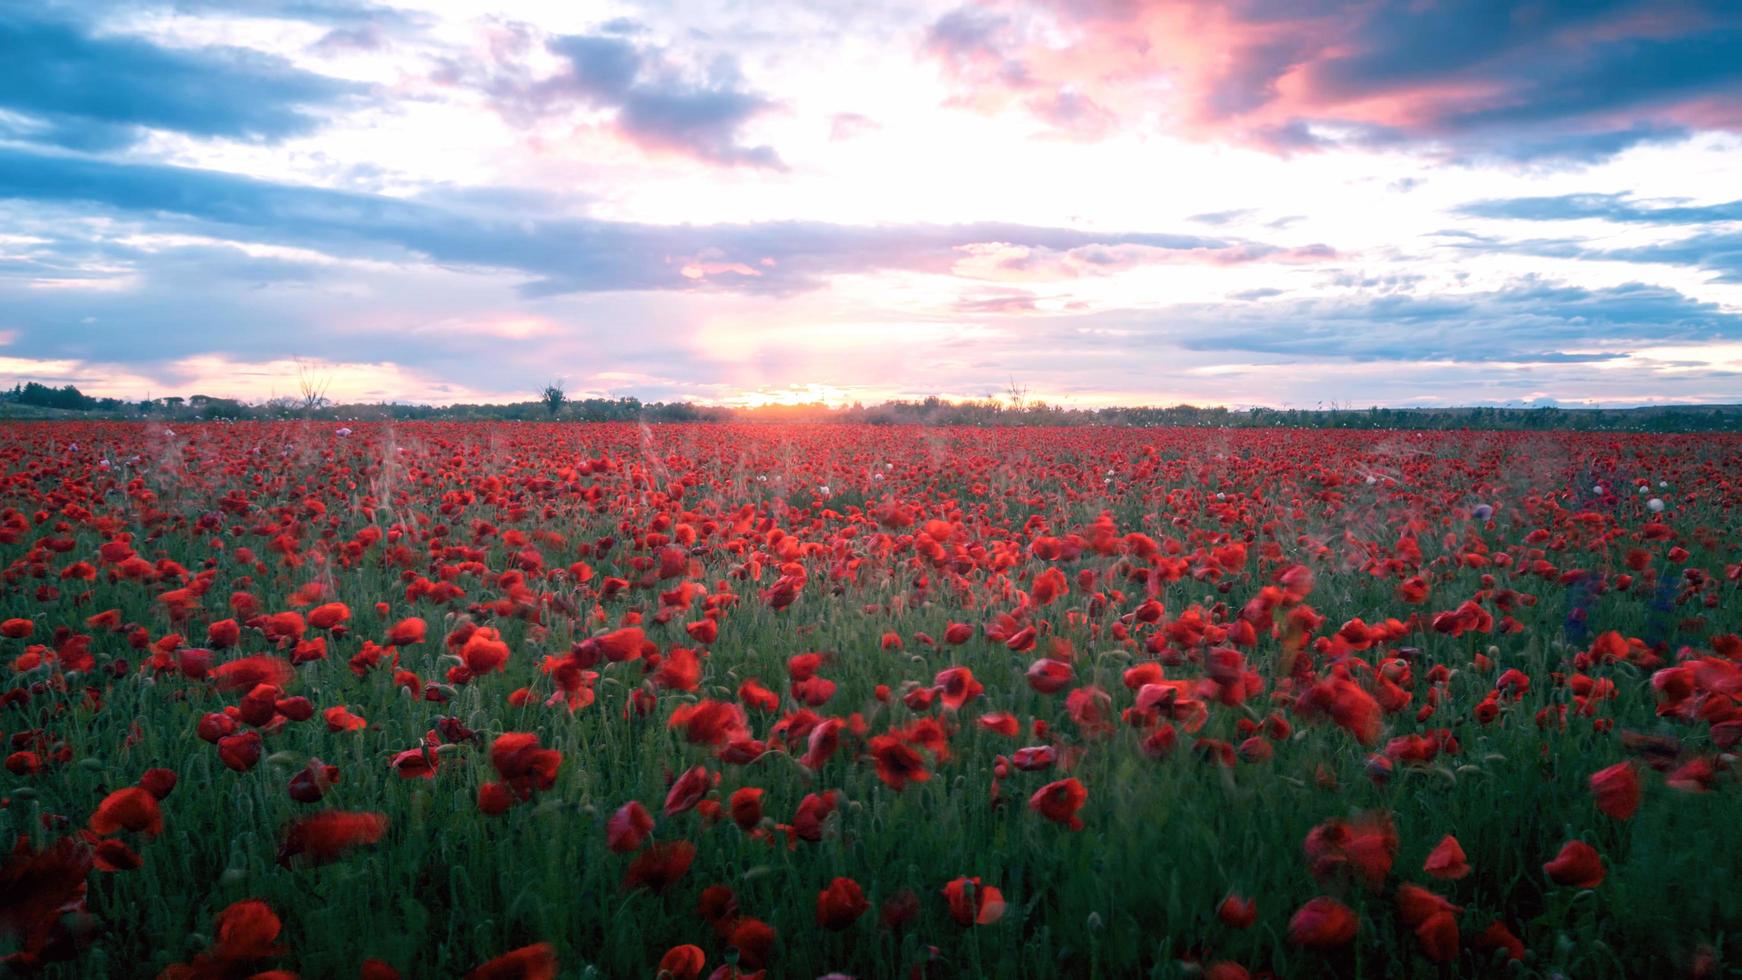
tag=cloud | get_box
[0,9,362,151]
[921,0,1742,159]
[954,288,1042,314]
[1594,232,1742,283]
[0,146,1331,296]
[476,27,785,168]
[1190,209,1258,226]
[45,0,409,25]
[1155,279,1742,362]
[1451,193,1742,281]
[0,351,511,405]
[1459,192,1742,224]
[828,112,880,140]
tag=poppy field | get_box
[1,420,1739,979]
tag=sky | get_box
[2,0,1742,409]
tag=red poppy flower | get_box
[139,767,178,800]
[729,787,764,831]
[1288,896,1357,949]
[626,840,695,891]
[1473,920,1525,962]
[607,801,654,852]
[217,730,263,772]
[466,943,557,980]
[727,917,776,970]
[206,619,241,648]
[1303,812,1396,891]
[1415,910,1459,963]
[943,876,1006,927]
[89,787,163,837]
[1026,658,1073,694]
[93,839,143,872]
[277,811,387,866]
[816,876,870,930]
[308,602,350,630]
[489,732,561,798]
[934,666,984,709]
[1543,839,1605,888]
[869,735,929,790]
[664,766,714,816]
[792,791,838,842]
[1218,893,1257,929]
[659,945,706,980]
[387,618,427,646]
[1423,834,1470,880]
[669,700,749,746]
[1395,883,1461,928]
[211,655,294,693]
[212,898,283,961]
[1589,761,1641,820]
[287,759,340,803]
[461,628,511,675]
[324,705,367,732]
[1028,777,1087,830]
[478,782,515,816]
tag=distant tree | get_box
[541,380,566,416]
[6,382,97,410]
[296,360,332,415]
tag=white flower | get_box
[335,427,353,437]
[1647,498,1665,513]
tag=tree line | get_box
[4,383,1739,432]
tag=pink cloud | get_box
[922,0,1742,156]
